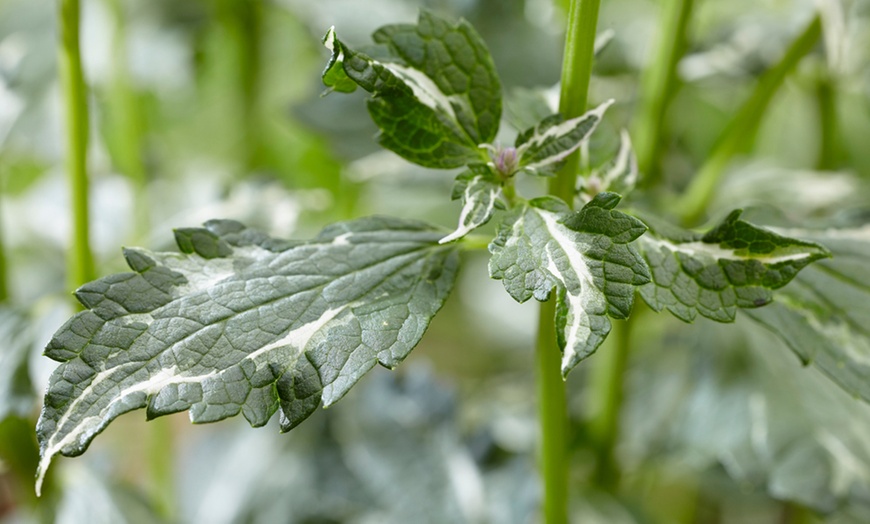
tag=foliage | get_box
[1,0,869,522]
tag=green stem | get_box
[533,0,603,521]
[105,0,149,238]
[536,301,569,524]
[217,0,262,173]
[587,317,632,488]
[551,0,602,202]
[146,417,176,520]
[633,0,696,182]
[677,14,821,225]
[59,0,95,292]
[815,69,838,170]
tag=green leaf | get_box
[322,10,502,168]
[744,226,870,403]
[35,217,460,494]
[637,211,831,322]
[440,164,504,244]
[488,193,649,376]
[515,100,612,176]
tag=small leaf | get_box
[581,129,638,200]
[488,193,649,376]
[637,211,831,322]
[440,164,504,244]
[515,100,613,176]
[744,226,870,403]
[322,10,502,168]
[36,217,460,494]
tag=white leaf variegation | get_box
[515,100,613,176]
[36,217,460,494]
[321,11,501,169]
[636,211,831,323]
[489,193,649,375]
[581,129,639,201]
[441,166,504,244]
[744,225,870,403]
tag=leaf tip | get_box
[34,454,51,498]
[322,26,337,49]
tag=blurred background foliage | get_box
[1,0,869,522]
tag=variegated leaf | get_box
[488,193,649,375]
[36,217,460,494]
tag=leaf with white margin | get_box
[514,100,613,176]
[745,225,870,403]
[637,211,831,323]
[440,164,504,244]
[581,129,639,201]
[36,217,460,494]
[488,193,650,375]
[322,10,501,169]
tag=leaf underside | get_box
[36,217,460,493]
[322,10,501,169]
[488,193,650,376]
[744,226,870,403]
[637,210,831,322]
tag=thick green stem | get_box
[550,0,602,201]
[633,0,696,182]
[534,0,603,521]
[677,14,821,225]
[59,0,95,292]
[587,318,632,488]
[536,301,569,524]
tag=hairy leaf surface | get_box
[36,217,460,493]
[637,211,830,322]
[745,226,870,402]
[489,193,650,376]
[322,10,501,168]
[440,164,504,244]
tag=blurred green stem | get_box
[217,0,262,173]
[677,14,821,226]
[59,0,95,292]
[587,317,632,488]
[815,69,838,170]
[633,0,695,183]
[147,417,176,520]
[534,0,603,521]
[105,0,149,237]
